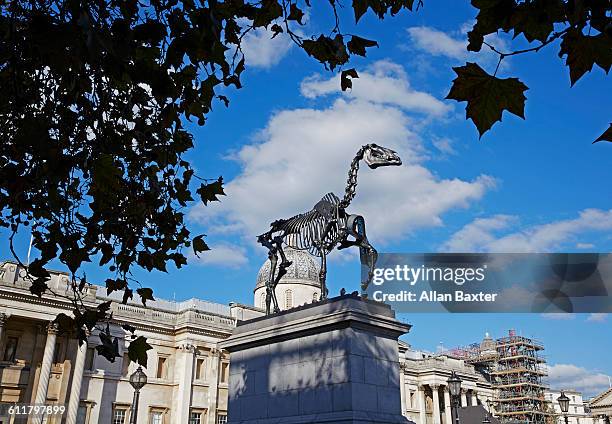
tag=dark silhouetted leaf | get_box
[559,29,612,86]
[136,287,155,306]
[193,235,211,256]
[594,123,612,143]
[347,36,378,56]
[128,336,153,367]
[288,3,305,24]
[96,332,120,363]
[196,177,225,205]
[341,68,359,91]
[446,62,528,136]
[122,324,137,334]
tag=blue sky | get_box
[2,1,611,397]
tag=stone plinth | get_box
[219,294,414,424]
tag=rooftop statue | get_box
[257,144,402,314]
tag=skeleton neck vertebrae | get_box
[257,143,402,315]
[339,145,367,210]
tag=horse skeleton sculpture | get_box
[257,144,402,314]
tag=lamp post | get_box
[557,391,570,424]
[129,366,148,424]
[447,371,462,424]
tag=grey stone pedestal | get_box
[219,294,414,424]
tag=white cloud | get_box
[240,27,294,69]
[407,26,467,60]
[300,60,451,116]
[189,61,494,249]
[406,24,510,68]
[587,313,608,322]
[431,137,457,156]
[541,313,576,320]
[547,363,611,397]
[443,209,612,252]
[188,242,248,268]
[576,242,595,249]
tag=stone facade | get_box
[0,261,259,424]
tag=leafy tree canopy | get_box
[0,0,610,363]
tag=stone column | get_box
[418,386,427,424]
[176,343,195,424]
[32,322,58,424]
[0,313,8,342]
[206,347,221,424]
[471,390,478,407]
[432,385,441,424]
[66,336,88,424]
[399,363,407,414]
[443,388,452,424]
[460,390,467,408]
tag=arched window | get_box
[313,292,318,302]
[260,292,266,309]
[285,289,293,309]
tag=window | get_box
[76,405,87,424]
[196,357,207,380]
[53,341,63,363]
[156,356,168,379]
[285,289,293,309]
[122,353,131,376]
[3,336,18,362]
[189,412,201,424]
[150,411,163,424]
[260,293,266,309]
[217,414,227,424]
[220,362,229,383]
[85,347,95,371]
[112,408,128,424]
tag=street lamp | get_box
[447,371,462,424]
[557,391,570,424]
[129,366,147,424]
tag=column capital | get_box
[47,322,59,335]
[179,343,195,353]
[0,313,9,326]
[431,384,440,390]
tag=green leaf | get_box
[446,62,528,137]
[136,287,155,306]
[559,29,612,86]
[193,235,211,256]
[594,123,612,143]
[128,336,153,367]
[347,36,378,56]
[341,68,359,91]
[196,177,225,205]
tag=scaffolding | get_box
[438,329,550,424]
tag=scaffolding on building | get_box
[437,329,550,424]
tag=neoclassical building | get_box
[0,253,598,424]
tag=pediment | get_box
[591,388,612,408]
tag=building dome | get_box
[480,332,498,357]
[254,247,321,311]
